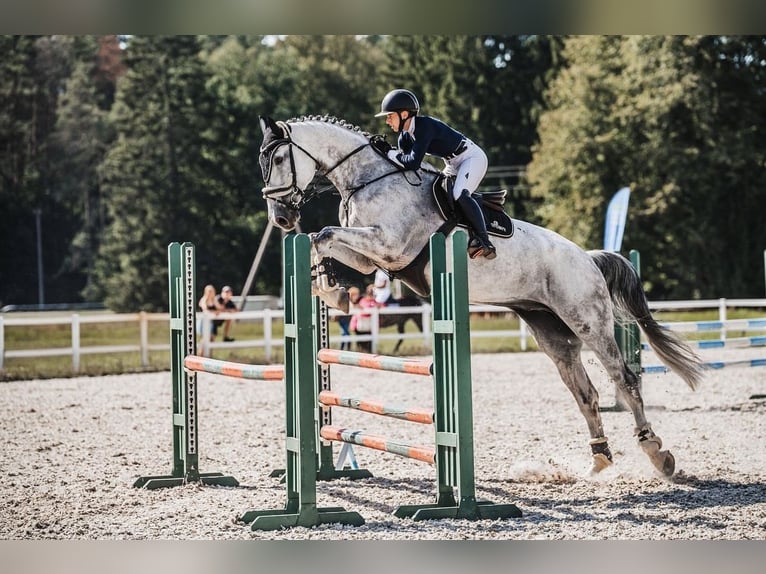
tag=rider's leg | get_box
[456,190,496,260]
[450,142,495,260]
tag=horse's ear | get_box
[259,115,283,138]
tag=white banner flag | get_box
[603,187,630,251]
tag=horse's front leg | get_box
[312,225,404,269]
[310,226,391,312]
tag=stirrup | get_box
[468,238,496,260]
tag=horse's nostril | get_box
[276,216,291,229]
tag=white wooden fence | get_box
[2,298,765,373]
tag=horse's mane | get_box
[285,114,441,175]
[287,115,373,138]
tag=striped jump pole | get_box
[319,390,434,425]
[643,335,766,351]
[183,355,284,380]
[657,318,766,333]
[134,242,238,490]
[313,300,375,483]
[320,426,435,464]
[317,348,432,376]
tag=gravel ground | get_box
[1,348,765,540]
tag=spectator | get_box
[373,268,392,306]
[215,285,239,342]
[197,284,223,354]
[350,284,377,353]
[337,286,360,350]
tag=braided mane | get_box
[288,115,373,138]
[285,114,439,175]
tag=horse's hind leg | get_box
[586,333,676,476]
[517,310,614,474]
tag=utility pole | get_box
[35,208,44,308]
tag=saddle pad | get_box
[432,176,514,238]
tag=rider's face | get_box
[385,111,409,132]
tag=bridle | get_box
[260,122,370,210]
[260,123,420,212]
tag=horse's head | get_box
[258,116,317,231]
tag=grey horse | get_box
[257,114,705,476]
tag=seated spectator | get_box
[215,285,239,342]
[197,284,223,354]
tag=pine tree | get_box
[93,36,218,311]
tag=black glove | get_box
[370,136,392,156]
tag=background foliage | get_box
[1,35,765,311]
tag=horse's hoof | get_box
[590,453,613,474]
[320,287,349,314]
[638,435,675,476]
[652,450,675,477]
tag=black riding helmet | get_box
[375,89,419,134]
[375,88,420,117]
[375,89,420,116]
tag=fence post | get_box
[263,308,272,361]
[609,249,642,412]
[71,314,81,373]
[520,319,528,351]
[0,315,4,370]
[395,231,521,521]
[140,311,149,367]
[718,298,727,342]
[200,316,211,357]
[370,306,380,354]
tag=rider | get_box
[375,88,496,260]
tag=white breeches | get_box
[443,140,488,200]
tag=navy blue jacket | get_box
[394,116,467,170]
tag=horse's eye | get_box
[274,156,284,165]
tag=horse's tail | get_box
[588,250,705,391]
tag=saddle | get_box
[371,173,515,300]
[432,174,514,238]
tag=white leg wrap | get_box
[635,424,674,476]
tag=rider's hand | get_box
[370,137,392,155]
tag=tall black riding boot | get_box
[456,190,496,260]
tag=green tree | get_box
[0,35,87,306]
[376,35,564,218]
[92,36,226,311]
[50,55,114,296]
[200,36,393,297]
[529,35,766,299]
[201,35,285,297]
